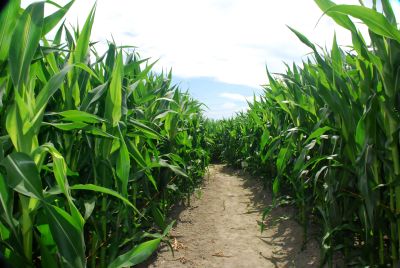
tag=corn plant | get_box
[0,1,210,267]
[209,0,400,266]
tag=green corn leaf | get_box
[135,60,159,80]
[108,238,161,268]
[41,143,85,229]
[287,26,316,52]
[41,144,69,196]
[151,206,166,230]
[1,152,43,199]
[162,220,175,236]
[80,83,108,111]
[126,140,147,168]
[5,103,28,153]
[73,3,96,63]
[70,184,142,216]
[154,110,178,121]
[154,159,188,178]
[331,33,342,72]
[104,43,116,81]
[116,129,130,197]
[42,122,89,131]
[35,65,73,115]
[56,110,104,124]
[37,224,58,268]
[314,0,357,32]
[43,0,74,36]
[44,204,85,268]
[381,0,397,25]
[85,126,117,138]
[355,116,366,149]
[260,130,270,150]
[0,172,17,232]
[0,0,20,62]
[66,3,96,108]
[276,147,290,176]
[75,62,102,83]
[146,172,158,191]
[326,5,400,42]
[272,177,280,196]
[0,80,5,112]
[53,20,65,45]
[83,198,96,220]
[304,126,332,144]
[9,2,44,89]
[105,50,123,127]
[129,119,162,139]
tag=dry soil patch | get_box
[141,165,320,267]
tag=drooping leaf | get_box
[70,184,142,216]
[44,204,85,268]
[326,5,400,42]
[108,238,161,268]
[129,119,162,140]
[1,152,43,199]
[314,0,357,32]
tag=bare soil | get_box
[141,165,321,267]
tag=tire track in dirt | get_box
[142,165,320,268]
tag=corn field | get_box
[210,0,400,266]
[2,0,400,267]
[0,1,210,267]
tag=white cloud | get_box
[213,93,259,119]
[221,102,238,109]
[22,0,377,88]
[206,103,248,119]
[21,0,400,119]
[220,93,249,102]
[220,92,260,103]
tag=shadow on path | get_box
[219,165,321,267]
[139,165,321,267]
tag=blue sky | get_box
[23,0,400,119]
[172,76,262,118]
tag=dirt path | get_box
[143,165,320,267]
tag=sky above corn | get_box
[22,0,400,119]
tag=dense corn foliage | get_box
[210,0,400,266]
[0,1,210,267]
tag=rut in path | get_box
[143,165,320,268]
